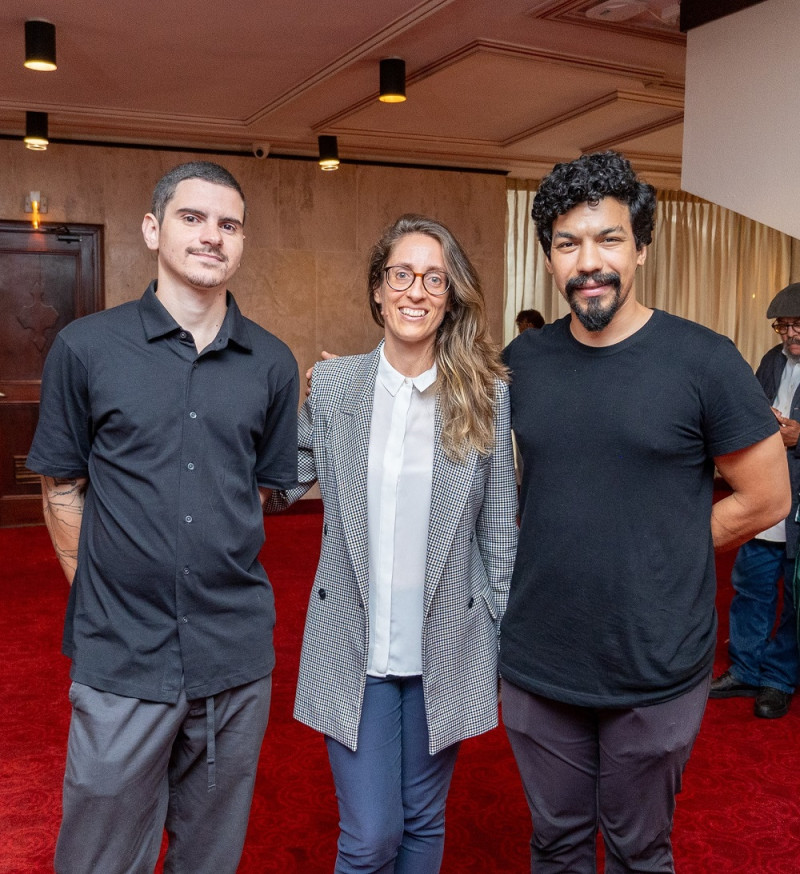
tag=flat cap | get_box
[767,283,800,318]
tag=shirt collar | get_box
[378,346,437,396]
[138,281,253,351]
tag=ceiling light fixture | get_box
[24,20,57,71]
[318,135,340,171]
[379,58,406,103]
[24,112,49,151]
[585,0,678,25]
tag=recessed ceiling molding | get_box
[501,92,620,147]
[500,89,682,148]
[324,125,493,147]
[530,0,686,44]
[0,98,243,128]
[604,149,682,174]
[313,39,666,132]
[245,0,455,125]
[644,79,684,96]
[581,111,683,153]
[431,40,666,86]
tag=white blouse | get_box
[366,349,436,676]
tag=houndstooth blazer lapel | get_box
[424,403,479,617]
[327,346,381,606]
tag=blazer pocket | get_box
[480,587,498,621]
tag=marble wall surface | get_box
[4,142,507,378]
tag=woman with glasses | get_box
[268,214,518,873]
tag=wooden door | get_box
[0,221,103,527]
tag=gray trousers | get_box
[502,676,709,874]
[54,675,272,874]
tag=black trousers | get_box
[502,676,709,874]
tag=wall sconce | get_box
[379,58,406,103]
[24,112,49,150]
[25,191,48,230]
[318,135,340,171]
[24,20,57,71]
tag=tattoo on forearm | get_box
[42,478,86,577]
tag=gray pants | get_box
[502,676,709,874]
[55,675,272,874]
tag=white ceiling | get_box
[1,0,688,185]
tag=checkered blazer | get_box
[270,344,518,754]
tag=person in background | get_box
[501,151,789,873]
[710,283,800,719]
[27,161,299,874]
[268,214,518,874]
[515,308,545,332]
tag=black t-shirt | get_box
[27,283,299,702]
[501,310,778,707]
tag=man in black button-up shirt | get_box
[28,162,299,874]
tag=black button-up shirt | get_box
[28,283,299,702]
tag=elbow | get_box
[777,491,792,525]
[758,489,791,532]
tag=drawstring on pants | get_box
[205,695,216,791]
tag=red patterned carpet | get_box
[2,514,800,873]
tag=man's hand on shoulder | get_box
[305,351,340,397]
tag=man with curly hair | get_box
[500,151,789,872]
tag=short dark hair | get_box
[150,161,246,225]
[516,308,544,330]
[532,151,656,258]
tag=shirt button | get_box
[182,616,189,623]
[183,566,190,575]
[179,331,187,339]
[318,588,326,600]
[189,411,197,419]
[185,515,193,523]
[187,463,195,470]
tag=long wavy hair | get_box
[367,214,507,461]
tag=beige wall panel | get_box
[354,165,439,257]
[277,161,358,254]
[314,250,384,368]
[3,140,506,376]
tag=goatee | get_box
[566,272,622,332]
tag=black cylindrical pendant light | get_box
[24,112,49,150]
[379,58,406,103]
[24,20,57,71]
[318,135,340,171]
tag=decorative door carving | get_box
[0,221,103,526]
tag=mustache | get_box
[565,272,621,295]
[187,246,227,262]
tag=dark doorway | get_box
[0,221,104,526]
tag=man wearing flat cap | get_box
[710,282,800,718]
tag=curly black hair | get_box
[532,151,656,258]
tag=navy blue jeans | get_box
[325,675,460,874]
[728,538,799,693]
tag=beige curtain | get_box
[505,181,799,369]
[504,182,564,341]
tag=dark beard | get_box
[565,272,622,332]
